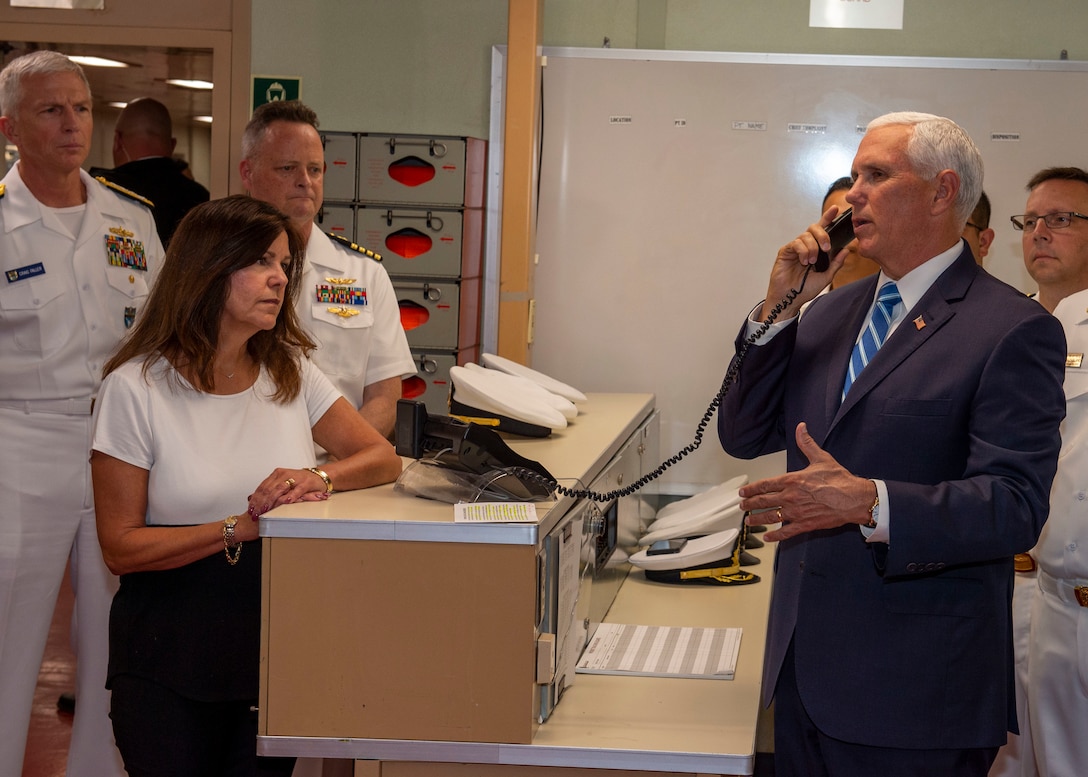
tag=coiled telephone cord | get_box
[510,265,817,503]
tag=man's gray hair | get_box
[867,111,983,227]
[0,50,91,119]
[240,100,320,161]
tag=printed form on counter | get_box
[453,502,539,523]
[576,623,742,680]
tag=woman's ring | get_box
[285,478,296,487]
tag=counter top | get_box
[260,392,655,545]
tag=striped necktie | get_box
[842,281,901,398]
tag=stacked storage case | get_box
[319,131,485,414]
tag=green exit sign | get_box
[251,76,302,111]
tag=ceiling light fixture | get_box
[166,78,214,90]
[68,55,129,68]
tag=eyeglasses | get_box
[1010,212,1088,232]
[964,222,984,232]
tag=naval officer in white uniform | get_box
[1014,167,1088,777]
[240,100,414,439]
[0,50,163,777]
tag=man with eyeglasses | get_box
[1007,166,1088,777]
[718,112,1066,777]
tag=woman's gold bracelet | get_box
[306,467,333,494]
[223,515,242,565]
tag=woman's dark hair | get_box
[103,195,315,402]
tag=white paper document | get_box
[576,623,742,680]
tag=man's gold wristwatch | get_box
[865,493,880,529]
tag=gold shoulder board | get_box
[326,231,382,262]
[94,176,154,209]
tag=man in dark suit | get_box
[90,97,209,245]
[717,112,1067,776]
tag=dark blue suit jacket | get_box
[718,245,1065,750]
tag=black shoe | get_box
[57,692,76,714]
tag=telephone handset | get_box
[814,207,855,273]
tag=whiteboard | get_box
[521,49,1088,490]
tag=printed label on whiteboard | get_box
[991,131,1021,142]
[609,115,633,124]
[788,123,828,134]
[732,121,767,131]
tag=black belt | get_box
[0,398,95,415]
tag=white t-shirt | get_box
[92,355,340,526]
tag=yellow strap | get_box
[449,414,501,427]
[679,565,740,580]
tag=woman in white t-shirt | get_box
[90,195,401,777]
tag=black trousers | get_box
[111,674,295,777]
[773,641,999,777]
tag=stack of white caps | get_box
[480,353,588,404]
[449,354,586,433]
[638,474,748,546]
[629,528,740,571]
[629,474,761,585]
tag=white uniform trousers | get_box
[990,571,1038,777]
[0,407,123,777]
[1028,570,1088,777]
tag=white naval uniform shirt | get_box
[297,228,415,410]
[1034,286,1088,582]
[0,163,163,402]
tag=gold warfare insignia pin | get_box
[325,277,356,285]
[1067,353,1084,368]
[109,226,135,238]
[327,306,360,318]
